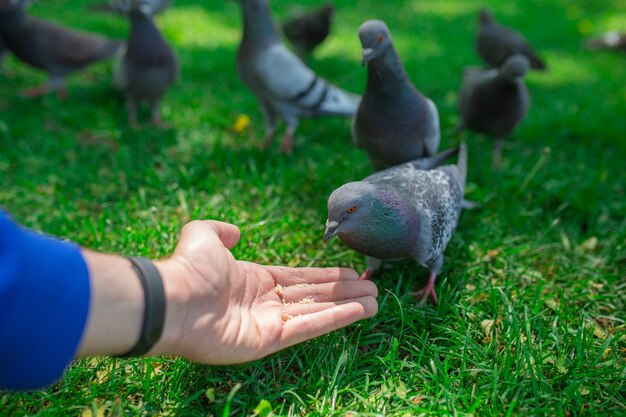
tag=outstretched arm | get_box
[78,220,378,364]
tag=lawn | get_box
[1,0,625,415]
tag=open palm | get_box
[155,221,378,364]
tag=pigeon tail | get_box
[407,147,458,171]
[316,84,361,117]
[527,52,546,70]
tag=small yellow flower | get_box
[232,114,251,134]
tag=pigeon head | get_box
[358,20,393,65]
[478,9,495,26]
[324,181,378,242]
[500,54,530,83]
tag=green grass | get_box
[1,0,625,415]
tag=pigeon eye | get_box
[347,206,357,213]
[377,34,384,43]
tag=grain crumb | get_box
[274,284,284,298]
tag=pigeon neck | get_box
[129,14,160,37]
[366,45,410,92]
[240,1,280,47]
[128,14,171,62]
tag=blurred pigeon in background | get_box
[236,0,361,154]
[457,54,530,166]
[89,0,171,16]
[113,0,178,128]
[585,31,626,53]
[281,4,334,57]
[324,144,467,305]
[0,0,121,98]
[353,20,440,171]
[476,9,546,70]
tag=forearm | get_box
[77,251,187,358]
[77,251,144,356]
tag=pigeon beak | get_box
[323,220,340,242]
[361,48,373,66]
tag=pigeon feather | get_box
[458,54,530,164]
[281,4,334,57]
[476,9,546,70]
[353,20,440,171]
[113,0,178,128]
[236,0,360,153]
[324,145,467,304]
[0,0,121,96]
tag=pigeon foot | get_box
[409,272,439,306]
[279,133,294,155]
[20,85,52,99]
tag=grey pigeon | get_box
[457,54,530,166]
[0,0,121,98]
[281,4,334,57]
[236,0,361,154]
[89,0,172,16]
[476,9,546,71]
[585,31,626,53]
[113,0,178,128]
[353,20,440,172]
[324,144,467,305]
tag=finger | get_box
[264,266,360,285]
[279,297,378,349]
[281,296,375,317]
[205,220,241,249]
[280,280,378,304]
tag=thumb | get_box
[205,220,241,249]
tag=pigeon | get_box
[585,31,626,53]
[281,4,334,57]
[324,144,467,305]
[236,0,361,154]
[353,20,440,172]
[113,0,178,128]
[457,54,530,166]
[476,9,546,71]
[0,0,122,98]
[89,0,172,16]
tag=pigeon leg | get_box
[492,137,504,168]
[410,271,439,306]
[21,85,51,98]
[52,75,67,100]
[150,98,168,129]
[279,119,299,154]
[22,75,66,99]
[260,101,277,148]
[126,98,139,129]
[360,257,382,280]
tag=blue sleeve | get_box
[0,211,90,391]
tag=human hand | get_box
[153,220,378,364]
